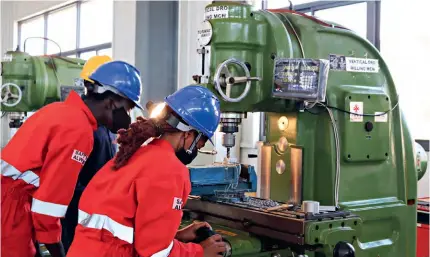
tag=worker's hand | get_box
[200,235,226,257]
[176,221,211,242]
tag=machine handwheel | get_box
[1,83,23,107]
[213,58,253,103]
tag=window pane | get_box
[80,0,113,48]
[315,3,367,39]
[268,0,316,9]
[20,16,45,55]
[47,6,77,54]
[79,51,97,60]
[248,0,262,10]
[381,0,430,139]
[97,48,112,57]
[67,54,77,58]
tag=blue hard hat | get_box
[165,85,221,143]
[89,61,143,109]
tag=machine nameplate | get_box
[272,58,329,101]
[329,54,379,73]
[205,5,229,20]
[345,57,379,73]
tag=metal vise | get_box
[188,163,257,196]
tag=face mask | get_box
[176,133,198,165]
[110,107,131,134]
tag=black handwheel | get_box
[333,241,355,257]
[192,227,231,257]
[193,227,216,244]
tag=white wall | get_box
[112,0,136,65]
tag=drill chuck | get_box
[222,133,236,148]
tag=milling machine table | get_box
[184,196,354,245]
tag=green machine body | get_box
[1,51,85,127]
[184,1,428,257]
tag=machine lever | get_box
[227,76,262,84]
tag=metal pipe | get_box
[259,112,266,142]
[289,147,303,205]
[260,145,272,199]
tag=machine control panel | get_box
[272,58,329,102]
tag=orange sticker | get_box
[215,229,237,237]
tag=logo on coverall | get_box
[71,149,88,165]
[172,197,183,210]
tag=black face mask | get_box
[176,133,198,165]
[110,107,131,134]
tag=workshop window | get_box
[97,48,112,57]
[314,3,367,39]
[380,0,430,140]
[79,51,97,60]
[80,0,113,48]
[47,6,77,54]
[18,0,113,59]
[19,16,45,56]
[267,0,316,9]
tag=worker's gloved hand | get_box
[200,235,226,257]
[176,221,212,243]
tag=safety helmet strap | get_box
[165,114,194,132]
[165,113,202,154]
[93,82,128,99]
[186,133,202,154]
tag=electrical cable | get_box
[304,97,399,208]
[283,15,305,58]
[306,101,341,208]
[327,99,399,117]
[23,37,62,56]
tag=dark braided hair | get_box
[113,111,181,170]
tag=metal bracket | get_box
[197,46,211,84]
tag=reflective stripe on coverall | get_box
[66,139,204,257]
[1,91,97,257]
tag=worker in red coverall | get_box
[67,85,226,257]
[1,59,144,257]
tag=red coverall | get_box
[67,139,204,257]
[1,91,96,257]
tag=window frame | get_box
[260,0,381,50]
[17,0,112,58]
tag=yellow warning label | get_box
[215,229,237,237]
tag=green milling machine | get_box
[0,50,86,128]
[0,1,429,257]
[181,1,429,257]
